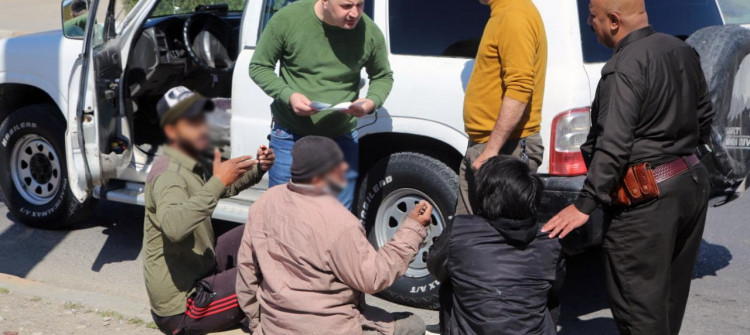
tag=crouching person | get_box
[428,156,562,335]
[236,136,429,335]
[142,93,274,335]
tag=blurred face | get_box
[311,161,349,196]
[588,0,618,49]
[321,0,364,29]
[163,115,210,156]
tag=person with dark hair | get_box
[427,156,562,335]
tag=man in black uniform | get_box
[541,0,714,334]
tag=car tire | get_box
[0,104,92,229]
[687,25,750,187]
[356,152,458,310]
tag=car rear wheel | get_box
[687,25,750,191]
[357,152,458,309]
[0,104,92,229]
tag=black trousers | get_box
[153,225,246,335]
[603,163,710,335]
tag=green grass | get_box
[30,296,42,302]
[97,310,125,320]
[128,317,146,325]
[64,301,85,310]
[0,287,9,294]
[146,321,159,329]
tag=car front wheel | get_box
[0,104,92,228]
[356,152,458,309]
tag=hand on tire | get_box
[408,200,433,227]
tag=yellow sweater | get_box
[463,0,548,143]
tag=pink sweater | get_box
[236,183,427,335]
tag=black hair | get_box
[71,0,88,15]
[474,155,544,221]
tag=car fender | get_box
[357,113,469,155]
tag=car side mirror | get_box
[62,0,89,39]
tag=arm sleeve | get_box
[364,25,394,109]
[236,217,261,332]
[328,218,427,295]
[574,72,643,214]
[426,221,452,283]
[696,70,715,146]
[152,174,225,243]
[223,164,265,198]
[249,16,295,105]
[498,12,538,104]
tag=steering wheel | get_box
[182,12,238,74]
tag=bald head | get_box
[588,0,649,49]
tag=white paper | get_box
[310,101,352,111]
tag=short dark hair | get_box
[475,156,544,221]
[71,0,88,15]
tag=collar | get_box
[615,26,655,54]
[163,145,201,173]
[287,181,327,197]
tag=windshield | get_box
[147,0,246,17]
[718,0,750,24]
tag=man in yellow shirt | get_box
[457,0,548,215]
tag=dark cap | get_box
[157,93,214,127]
[291,136,344,182]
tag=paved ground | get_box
[1,2,749,334]
[0,193,748,334]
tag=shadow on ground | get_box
[0,199,144,276]
[557,239,732,335]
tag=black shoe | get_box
[426,323,441,335]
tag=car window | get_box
[260,0,374,31]
[577,0,725,63]
[146,0,246,17]
[718,0,750,24]
[389,0,489,58]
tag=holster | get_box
[611,162,660,207]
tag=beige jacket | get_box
[236,183,427,335]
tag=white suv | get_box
[0,0,747,309]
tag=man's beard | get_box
[176,138,203,158]
[323,178,347,197]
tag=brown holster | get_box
[611,163,660,207]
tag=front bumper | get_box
[539,175,605,255]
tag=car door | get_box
[67,0,155,195]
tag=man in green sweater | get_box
[250,0,394,209]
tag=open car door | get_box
[66,0,155,198]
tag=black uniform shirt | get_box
[574,26,715,214]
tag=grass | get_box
[30,296,42,302]
[97,310,125,320]
[0,287,8,294]
[64,301,85,310]
[146,321,158,329]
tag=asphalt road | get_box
[0,191,748,334]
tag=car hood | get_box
[0,30,71,74]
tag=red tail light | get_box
[550,108,590,176]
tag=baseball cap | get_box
[157,86,214,127]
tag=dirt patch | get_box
[0,289,160,335]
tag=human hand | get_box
[341,98,375,118]
[408,200,434,227]
[541,204,590,239]
[289,93,318,116]
[256,145,275,172]
[213,148,257,186]
[472,149,497,171]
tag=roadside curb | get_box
[0,273,152,321]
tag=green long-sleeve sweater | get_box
[250,0,394,137]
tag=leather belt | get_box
[653,154,700,184]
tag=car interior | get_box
[123,3,241,160]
